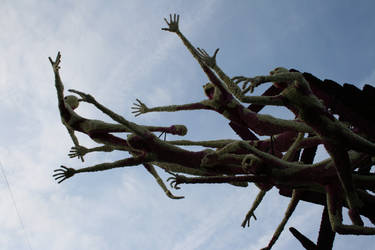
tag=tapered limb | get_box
[289,227,317,250]
[316,205,336,249]
[263,190,301,250]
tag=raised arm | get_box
[49,52,65,106]
[131,98,213,117]
[50,52,86,156]
[162,14,202,66]
[197,48,284,106]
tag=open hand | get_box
[53,166,76,183]
[232,76,265,94]
[131,99,149,117]
[69,145,89,159]
[68,89,96,103]
[162,13,180,33]
[48,51,62,73]
[197,48,219,68]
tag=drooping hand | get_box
[231,76,266,94]
[162,13,180,33]
[68,89,96,103]
[53,166,76,183]
[131,99,149,117]
[69,145,89,159]
[196,48,219,68]
[48,51,62,73]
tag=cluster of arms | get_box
[50,14,375,250]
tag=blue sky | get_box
[1,0,375,249]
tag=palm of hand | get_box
[131,99,149,117]
[162,14,180,33]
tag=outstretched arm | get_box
[131,98,213,117]
[68,145,114,159]
[233,70,308,96]
[68,89,151,139]
[53,153,152,183]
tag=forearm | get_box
[212,64,245,100]
[53,70,65,102]
[75,155,150,173]
[67,128,79,146]
[91,98,152,139]
[168,139,236,148]
[87,145,114,153]
[176,30,202,65]
[148,102,212,113]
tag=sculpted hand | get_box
[232,76,266,94]
[131,99,149,117]
[197,48,219,68]
[167,172,183,190]
[53,166,76,183]
[48,51,62,73]
[69,145,89,159]
[162,13,180,33]
[68,89,96,103]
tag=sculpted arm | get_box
[49,52,86,160]
[162,14,202,65]
[53,153,153,183]
[161,15,283,105]
[66,127,85,162]
[49,52,65,107]
[68,144,115,159]
[131,98,213,117]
